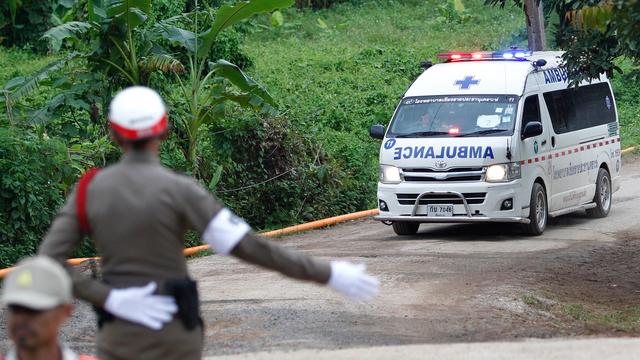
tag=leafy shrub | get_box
[210,29,254,70]
[192,114,370,229]
[611,60,640,147]
[0,128,74,268]
[295,0,348,9]
[149,0,188,23]
[0,0,75,51]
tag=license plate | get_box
[427,204,453,217]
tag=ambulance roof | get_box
[405,51,565,97]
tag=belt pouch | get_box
[166,277,201,330]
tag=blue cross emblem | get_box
[454,76,479,89]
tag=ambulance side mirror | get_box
[521,121,543,140]
[369,124,385,140]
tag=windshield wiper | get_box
[394,131,449,138]
[458,129,509,137]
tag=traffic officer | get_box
[38,86,379,359]
[1,256,98,360]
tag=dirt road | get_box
[1,155,639,356]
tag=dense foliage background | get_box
[0,0,638,268]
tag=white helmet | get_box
[108,86,168,140]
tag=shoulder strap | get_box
[77,168,101,235]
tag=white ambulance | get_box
[370,50,621,236]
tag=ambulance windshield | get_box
[388,95,519,138]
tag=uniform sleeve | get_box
[179,177,223,234]
[38,187,112,306]
[231,232,331,284]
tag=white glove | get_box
[328,261,380,301]
[104,282,178,330]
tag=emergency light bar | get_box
[437,50,532,62]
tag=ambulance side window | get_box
[521,95,541,132]
[543,83,614,134]
[544,90,576,134]
[544,89,575,134]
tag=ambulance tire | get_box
[586,168,611,218]
[523,182,547,236]
[392,221,420,235]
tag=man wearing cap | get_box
[38,86,380,359]
[1,256,97,360]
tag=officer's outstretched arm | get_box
[203,208,380,301]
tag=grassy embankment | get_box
[244,0,639,163]
[242,1,526,212]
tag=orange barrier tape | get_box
[261,209,379,237]
[0,208,380,279]
[0,257,100,279]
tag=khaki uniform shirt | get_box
[38,151,330,359]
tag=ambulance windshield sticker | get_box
[502,116,512,123]
[477,115,501,128]
[405,96,503,105]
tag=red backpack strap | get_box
[77,168,101,235]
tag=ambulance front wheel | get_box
[523,182,547,236]
[586,168,611,218]
[392,221,420,235]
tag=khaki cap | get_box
[1,256,72,310]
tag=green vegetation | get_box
[612,59,640,148]
[234,0,525,222]
[488,1,640,86]
[523,293,640,332]
[0,128,70,266]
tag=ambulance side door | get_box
[541,88,583,211]
[520,93,552,200]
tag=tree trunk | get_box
[524,0,547,51]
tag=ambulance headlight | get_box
[379,165,402,184]
[485,163,521,182]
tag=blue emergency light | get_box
[437,49,532,62]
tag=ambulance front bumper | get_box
[375,180,530,224]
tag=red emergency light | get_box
[436,50,532,62]
[448,127,460,135]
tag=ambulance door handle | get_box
[551,136,555,147]
[541,140,547,146]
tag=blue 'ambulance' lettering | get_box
[392,146,494,160]
[543,68,568,84]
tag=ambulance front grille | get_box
[396,193,487,205]
[401,167,484,182]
